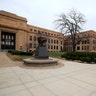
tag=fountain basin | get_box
[23,58,58,65]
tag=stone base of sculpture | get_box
[23,58,58,66]
[35,46,49,59]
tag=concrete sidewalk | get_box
[0,52,96,96]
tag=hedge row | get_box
[61,52,96,63]
[8,50,34,56]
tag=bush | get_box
[61,54,67,58]
[85,57,92,63]
[74,56,79,60]
[8,50,33,56]
[94,58,96,63]
[61,52,96,63]
[80,57,85,62]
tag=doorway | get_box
[1,32,16,50]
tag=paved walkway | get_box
[0,52,96,96]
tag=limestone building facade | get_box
[0,10,64,52]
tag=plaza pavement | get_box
[0,52,96,96]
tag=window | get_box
[34,43,36,48]
[29,43,32,48]
[61,46,62,51]
[57,40,58,44]
[6,35,8,39]
[48,39,50,43]
[87,39,89,44]
[34,29,37,32]
[56,46,58,49]
[9,35,10,39]
[93,40,96,44]
[87,46,89,50]
[42,31,44,34]
[30,29,32,31]
[51,45,53,49]
[48,33,50,35]
[84,46,86,50]
[30,36,32,41]
[51,39,53,43]
[2,35,4,39]
[61,41,62,44]
[48,45,50,49]
[54,40,56,44]
[54,34,56,36]
[34,36,36,41]
[54,46,55,49]
[45,32,47,35]
[77,46,80,50]
[38,30,41,34]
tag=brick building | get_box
[0,10,64,52]
[64,30,96,52]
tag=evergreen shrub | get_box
[61,52,96,63]
[8,50,33,56]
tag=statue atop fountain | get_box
[35,36,48,59]
[23,36,58,66]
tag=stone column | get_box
[0,30,1,50]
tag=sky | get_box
[0,0,96,32]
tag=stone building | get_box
[0,10,64,52]
[64,30,96,52]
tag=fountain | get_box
[23,36,58,66]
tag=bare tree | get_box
[54,9,86,52]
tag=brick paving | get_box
[0,52,96,96]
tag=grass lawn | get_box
[48,52,65,58]
[7,51,65,61]
[6,52,33,61]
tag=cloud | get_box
[0,0,96,31]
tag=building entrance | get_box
[1,32,15,50]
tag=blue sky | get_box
[0,0,96,32]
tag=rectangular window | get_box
[54,46,55,49]
[57,40,58,44]
[29,43,32,48]
[56,46,58,49]
[51,45,53,49]
[48,39,50,43]
[77,46,80,50]
[87,46,89,50]
[51,39,53,43]
[30,36,32,41]
[34,43,36,48]
[34,36,36,41]
[61,41,62,44]
[87,39,89,44]
[48,45,50,49]
[54,40,56,44]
